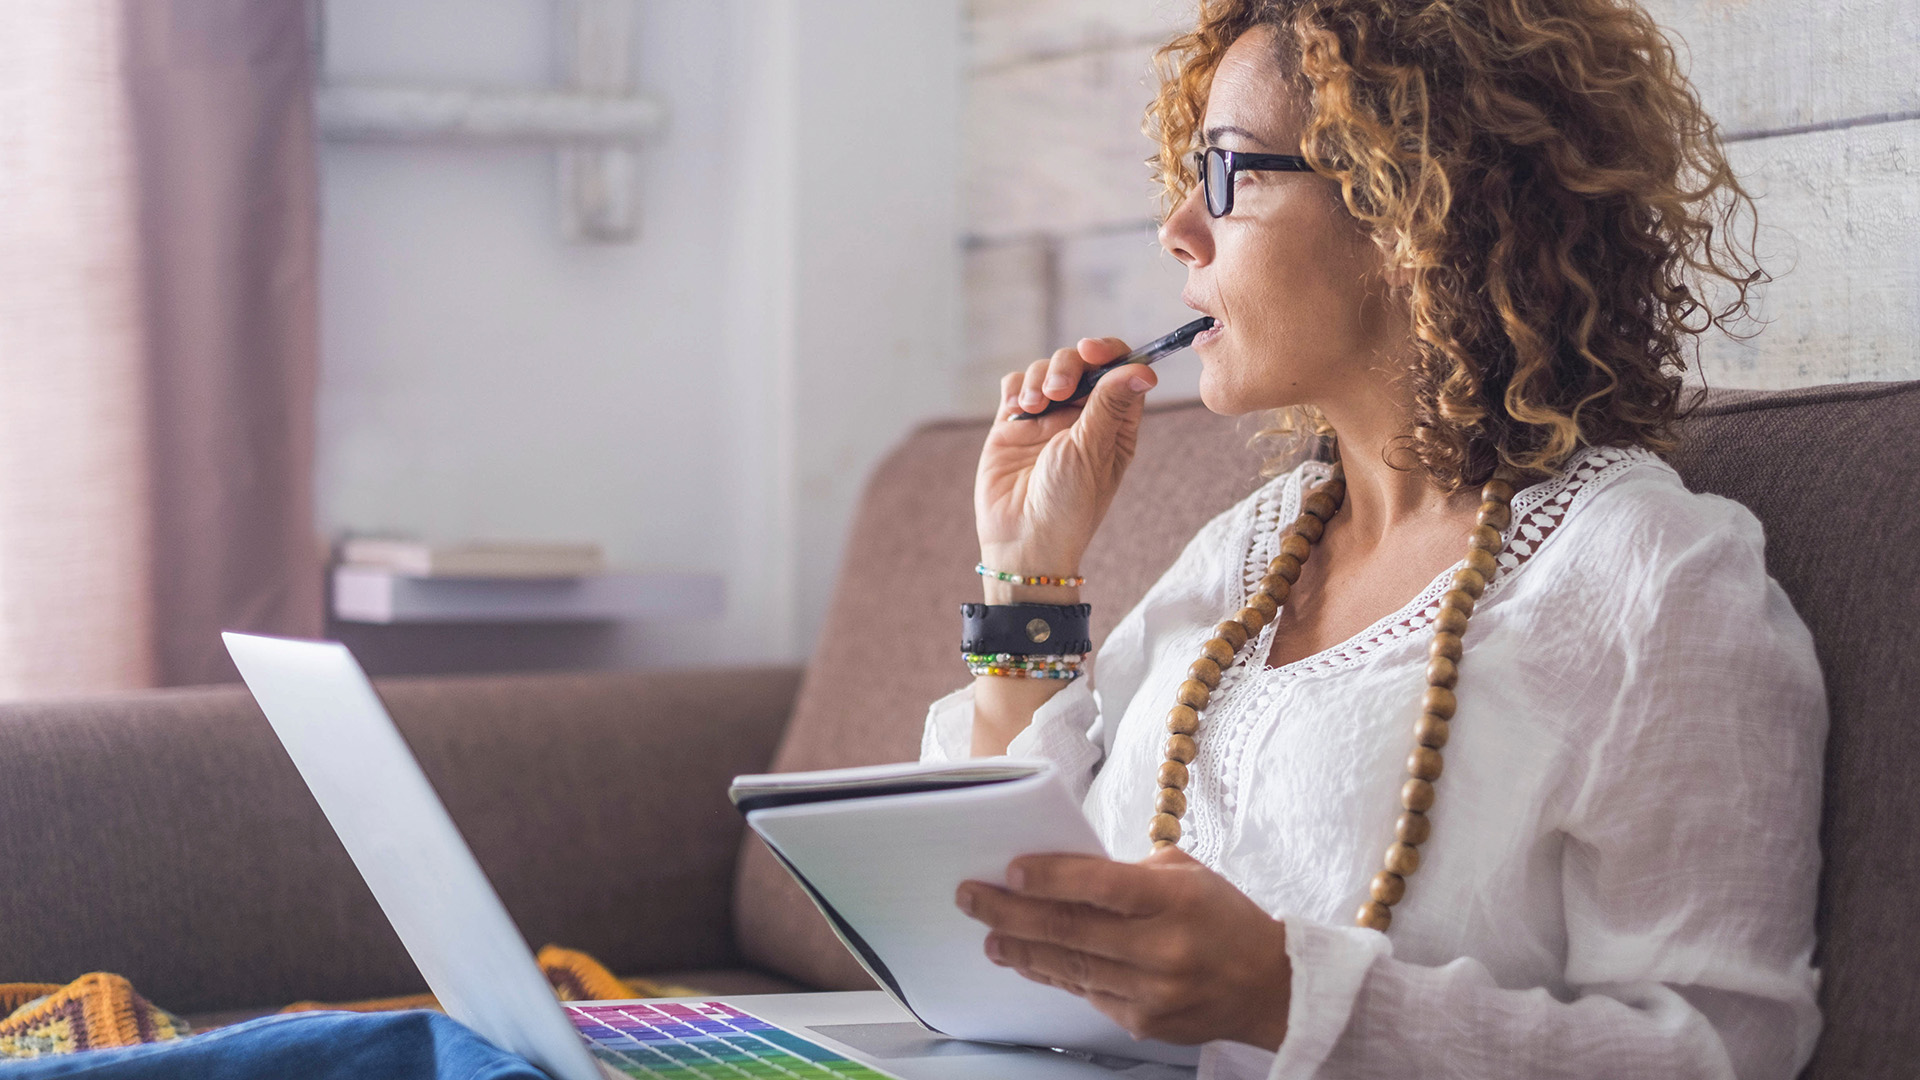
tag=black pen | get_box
[1008,316,1216,421]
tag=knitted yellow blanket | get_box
[0,973,187,1059]
[0,946,695,1060]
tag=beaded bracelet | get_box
[965,652,1083,679]
[963,652,1083,668]
[967,664,1082,680]
[975,563,1086,588]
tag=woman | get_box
[926,1,1824,1077]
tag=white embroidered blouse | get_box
[920,446,1825,1080]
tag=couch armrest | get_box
[0,665,802,1016]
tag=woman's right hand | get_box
[976,337,1159,584]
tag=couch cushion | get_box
[1663,381,1920,1080]
[733,400,1286,989]
[0,666,801,1015]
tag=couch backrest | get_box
[733,383,1920,1079]
[0,667,800,1015]
[1661,382,1920,1080]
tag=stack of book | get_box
[338,539,605,579]
[332,539,620,623]
[331,539,722,625]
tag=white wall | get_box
[744,0,967,659]
[316,0,962,669]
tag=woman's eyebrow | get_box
[1203,124,1271,148]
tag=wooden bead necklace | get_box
[1149,467,1518,934]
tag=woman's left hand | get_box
[955,845,1292,1050]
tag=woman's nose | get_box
[1158,184,1213,268]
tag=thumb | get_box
[1075,359,1156,450]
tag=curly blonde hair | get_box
[1147,0,1764,488]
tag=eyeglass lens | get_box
[1204,148,1232,217]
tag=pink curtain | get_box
[0,0,320,697]
[124,0,322,685]
[0,2,157,696]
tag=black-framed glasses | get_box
[1194,147,1313,217]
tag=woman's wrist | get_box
[1229,917,1292,1051]
[982,580,1083,605]
[965,544,1087,757]
[969,671,1074,756]
[977,549,1084,605]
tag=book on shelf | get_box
[338,538,605,579]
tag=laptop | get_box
[224,633,1194,1080]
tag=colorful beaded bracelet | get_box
[975,563,1086,588]
[966,648,1083,680]
[967,664,1082,680]
[962,652,1085,666]
[964,656,1080,671]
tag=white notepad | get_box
[731,760,1202,1068]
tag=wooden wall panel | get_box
[961,0,1919,396]
[961,238,1053,413]
[1640,0,1919,136]
[1698,119,1920,387]
[1055,224,1204,401]
[967,0,1190,70]
[965,43,1163,240]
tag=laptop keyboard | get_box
[567,1000,895,1079]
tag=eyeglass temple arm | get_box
[1224,151,1314,171]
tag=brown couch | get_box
[2,383,1915,1076]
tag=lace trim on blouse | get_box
[1181,444,1658,867]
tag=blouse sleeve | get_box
[919,678,1107,801]
[1257,495,1827,1080]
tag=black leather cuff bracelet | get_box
[960,602,1092,656]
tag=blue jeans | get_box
[0,1011,547,1079]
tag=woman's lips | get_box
[1193,319,1225,348]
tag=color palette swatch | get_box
[566,1000,896,1079]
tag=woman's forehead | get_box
[1204,27,1306,150]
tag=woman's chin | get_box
[1196,373,1267,418]
[1195,357,1317,418]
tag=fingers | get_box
[1040,346,1085,403]
[983,933,1164,1002]
[958,883,1142,963]
[994,938,1230,1048]
[1080,337,1131,365]
[1048,338,1129,402]
[1014,349,1082,415]
[1008,338,1135,417]
[1003,854,1176,916]
[997,371,1023,418]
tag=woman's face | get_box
[1160,25,1409,418]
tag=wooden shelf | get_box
[331,566,722,624]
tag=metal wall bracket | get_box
[316,0,664,243]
